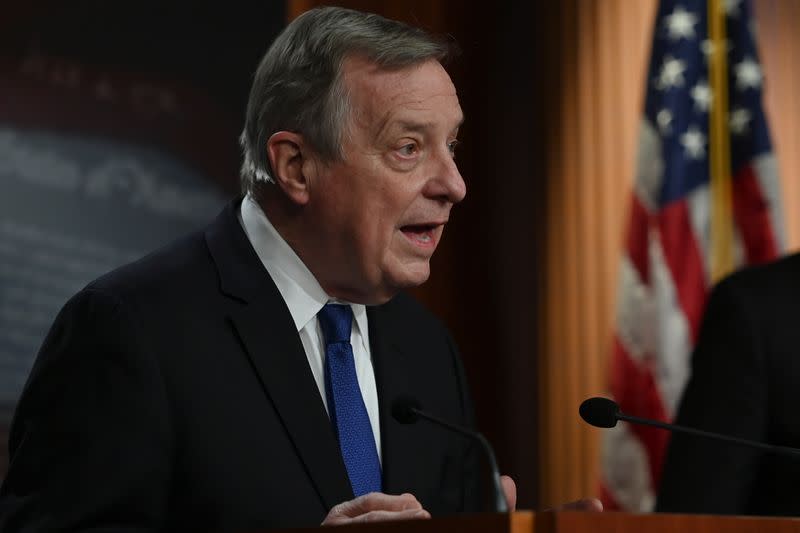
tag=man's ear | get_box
[266,131,314,205]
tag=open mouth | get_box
[400,223,438,245]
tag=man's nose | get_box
[425,149,467,204]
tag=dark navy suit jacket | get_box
[658,252,800,516]
[0,200,481,531]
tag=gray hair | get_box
[239,6,452,194]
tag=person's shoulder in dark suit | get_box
[657,251,800,516]
[0,211,235,530]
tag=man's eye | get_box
[448,139,460,157]
[399,143,418,157]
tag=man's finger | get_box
[500,475,517,511]
[322,493,426,525]
[351,492,422,514]
[556,498,604,512]
[351,509,431,524]
[323,507,430,526]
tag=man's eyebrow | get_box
[391,115,465,134]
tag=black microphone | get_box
[579,396,800,458]
[391,396,509,513]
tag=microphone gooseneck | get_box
[579,396,800,458]
[391,396,509,513]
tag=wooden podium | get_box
[271,511,800,532]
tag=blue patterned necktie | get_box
[318,303,382,496]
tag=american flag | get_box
[600,0,784,511]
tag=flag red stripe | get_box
[610,335,670,488]
[657,200,708,343]
[626,194,651,285]
[732,165,778,265]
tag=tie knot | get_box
[318,303,353,344]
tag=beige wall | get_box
[758,0,800,249]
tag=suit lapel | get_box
[368,303,425,495]
[205,200,352,510]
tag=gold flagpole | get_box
[708,0,734,282]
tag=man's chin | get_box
[387,265,431,292]
[346,264,431,305]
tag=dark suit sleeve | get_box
[656,275,766,514]
[0,289,174,532]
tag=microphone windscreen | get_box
[391,395,422,424]
[579,397,620,428]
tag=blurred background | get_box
[1,0,799,512]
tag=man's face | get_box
[304,57,466,304]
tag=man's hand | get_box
[501,475,602,513]
[322,492,430,526]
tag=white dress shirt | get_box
[239,195,381,458]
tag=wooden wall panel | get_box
[537,0,657,507]
[756,0,800,250]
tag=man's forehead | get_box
[342,56,462,131]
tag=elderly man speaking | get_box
[0,7,513,531]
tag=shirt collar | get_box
[239,195,369,342]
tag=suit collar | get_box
[204,197,268,303]
[204,198,354,510]
[239,193,328,332]
[238,194,370,344]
